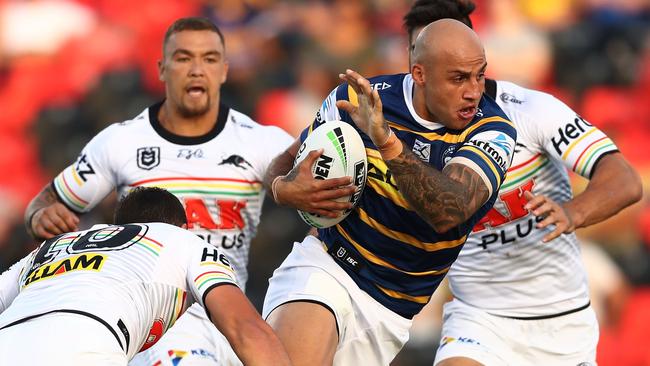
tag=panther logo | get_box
[219,155,253,170]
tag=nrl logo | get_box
[137,147,160,170]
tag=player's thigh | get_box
[263,236,410,365]
[267,300,339,365]
[525,306,599,365]
[434,300,512,366]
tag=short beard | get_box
[177,97,211,118]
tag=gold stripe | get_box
[457,145,502,186]
[336,226,450,276]
[387,116,513,143]
[71,168,83,186]
[375,283,431,304]
[347,85,359,106]
[561,128,597,160]
[365,154,410,209]
[356,208,467,252]
[503,156,546,183]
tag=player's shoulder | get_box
[93,107,153,141]
[495,80,571,117]
[228,107,293,140]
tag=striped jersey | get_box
[449,80,619,317]
[52,101,293,289]
[0,223,237,359]
[304,74,517,318]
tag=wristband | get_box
[271,175,284,204]
[378,129,403,160]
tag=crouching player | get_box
[0,187,290,366]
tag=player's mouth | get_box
[186,85,206,98]
[458,106,477,121]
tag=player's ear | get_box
[221,60,229,84]
[158,59,165,82]
[411,63,425,85]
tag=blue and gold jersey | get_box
[300,73,516,318]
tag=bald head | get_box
[409,18,487,130]
[412,19,484,67]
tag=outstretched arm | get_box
[204,285,291,366]
[337,69,490,233]
[526,152,642,242]
[24,184,79,240]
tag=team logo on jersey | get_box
[500,92,524,104]
[441,145,457,166]
[219,154,252,170]
[412,139,431,162]
[137,147,160,170]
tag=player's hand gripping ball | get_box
[294,121,367,228]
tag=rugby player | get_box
[1,187,290,365]
[262,19,517,365]
[403,1,643,365]
[23,17,294,366]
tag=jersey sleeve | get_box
[299,87,342,143]
[537,96,618,178]
[186,239,239,315]
[257,125,294,178]
[52,125,120,213]
[0,253,32,313]
[448,117,517,198]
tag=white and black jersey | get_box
[449,80,618,317]
[52,102,293,288]
[0,223,237,359]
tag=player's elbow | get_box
[625,169,643,206]
[234,318,277,348]
[430,218,463,234]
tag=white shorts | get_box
[434,299,599,366]
[262,235,412,366]
[129,305,242,366]
[0,312,127,365]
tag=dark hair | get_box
[163,17,225,54]
[403,0,476,44]
[114,187,187,227]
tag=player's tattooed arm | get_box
[386,148,489,233]
[24,183,79,240]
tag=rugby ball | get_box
[294,121,367,228]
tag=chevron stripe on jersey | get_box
[303,74,516,318]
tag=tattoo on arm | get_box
[386,148,489,232]
[24,184,60,236]
[263,150,296,190]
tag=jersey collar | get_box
[402,74,445,130]
[148,101,230,145]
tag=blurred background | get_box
[0,0,649,364]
